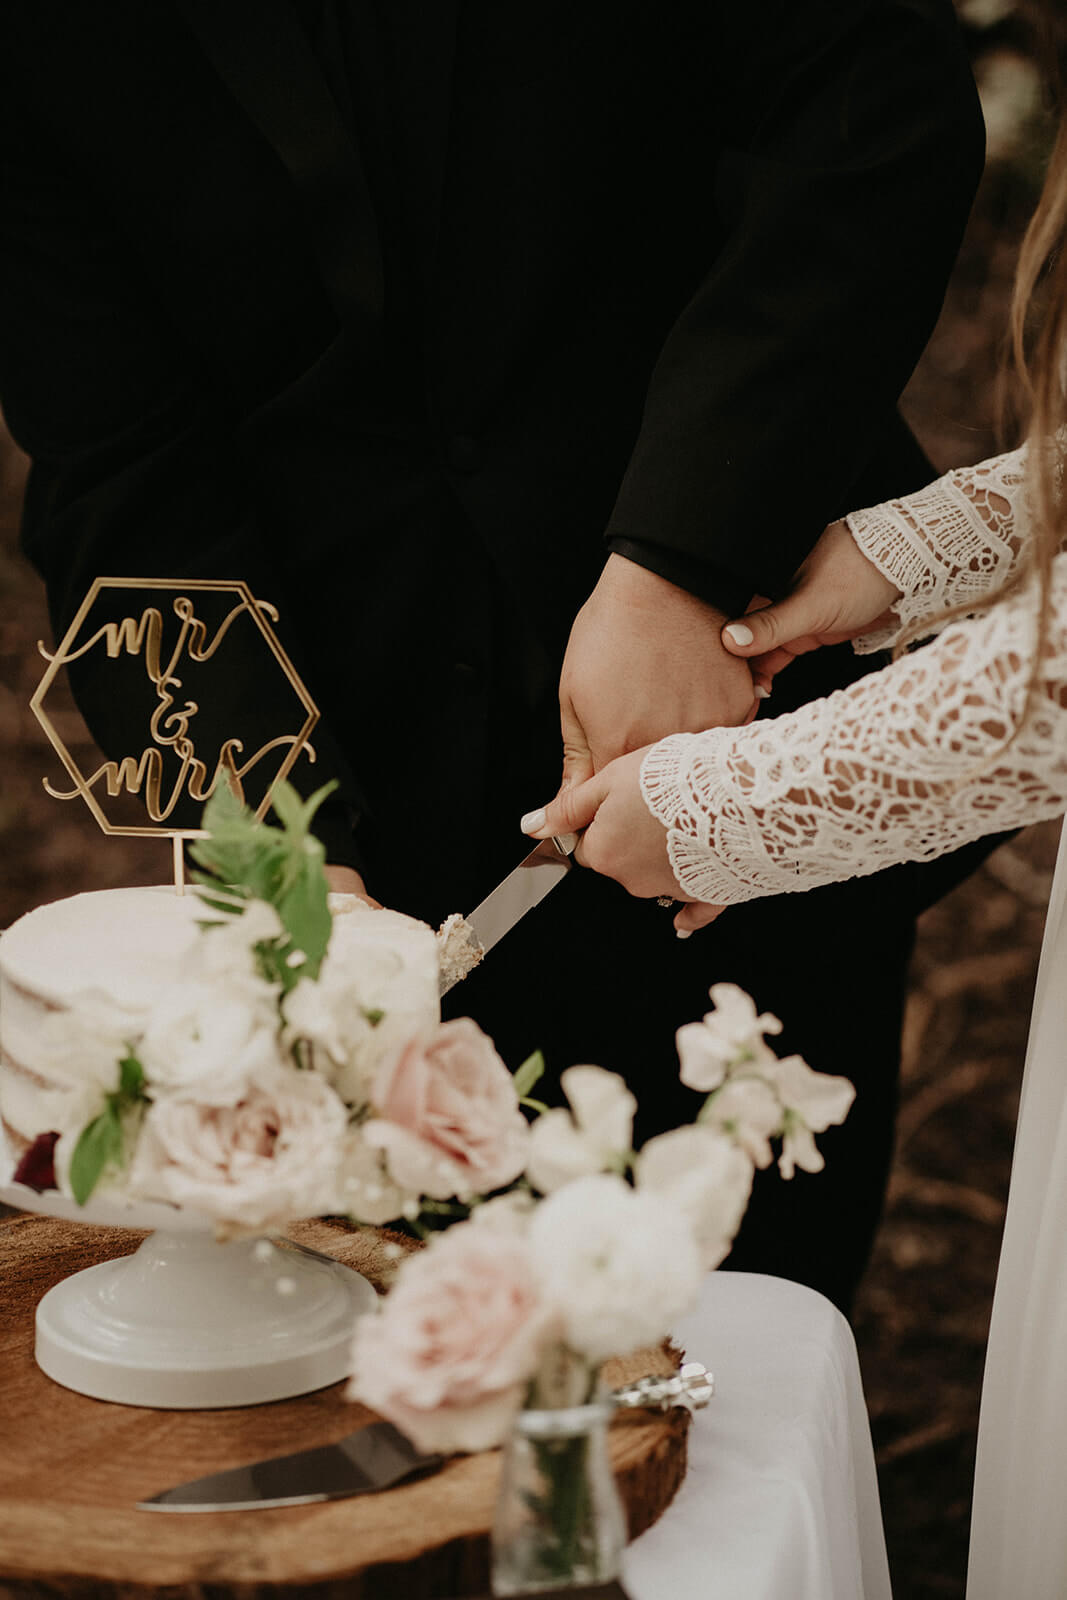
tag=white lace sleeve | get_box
[844,444,1031,653]
[640,554,1067,906]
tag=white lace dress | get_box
[639,444,1067,1597]
[640,444,1067,907]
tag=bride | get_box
[521,87,1067,1600]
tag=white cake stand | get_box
[0,1134,377,1409]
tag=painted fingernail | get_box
[676,927,693,940]
[724,622,754,647]
[755,685,771,701]
[520,809,547,834]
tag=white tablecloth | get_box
[624,1272,891,1600]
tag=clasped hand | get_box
[523,528,903,935]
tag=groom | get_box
[0,0,984,1310]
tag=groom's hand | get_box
[325,864,382,907]
[558,554,758,791]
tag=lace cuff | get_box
[845,445,1030,653]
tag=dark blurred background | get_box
[0,3,1062,1595]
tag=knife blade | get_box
[137,1421,444,1512]
[467,832,576,954]
[137,1364,712,1512]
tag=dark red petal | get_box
[12,1131,60,1192]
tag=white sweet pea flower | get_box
[765,1054,856,1133]
[778,1116,826,1180]
[676,983,783,1092]
[701,1075,783,1168]
[766,1054,855,1179]
[528,1174,702,1363]
[524,1065,636,1194]
[636,1124,754,1270]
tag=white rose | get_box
[127,1064,348,1229]
[139,972,282,1105]
[193,899,285,984]
[282,937,433,1109]
[524,1065,635,1194]
[528,1174,703,1363]
[676,982,783,1092]
[636,1125,754,1269]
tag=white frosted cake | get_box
[0,886,440,1166]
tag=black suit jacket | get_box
[0,0,983,893]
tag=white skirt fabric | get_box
[968,819,1067,1597]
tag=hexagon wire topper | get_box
[31,577,320,888]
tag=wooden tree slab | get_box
[0,1212,689,1599]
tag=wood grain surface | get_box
[0,1212,689,1599]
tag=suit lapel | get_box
[174,0,384,338]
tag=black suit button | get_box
[446,434,482,473]
[452,661,482,691]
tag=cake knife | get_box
[137,1365,713,1511]
[439,832,578,994]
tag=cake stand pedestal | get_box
[1,1139,376,1407]
[34,1227,376,1407]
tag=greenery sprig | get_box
[69,1052,147,1205]
[190,779,337,993]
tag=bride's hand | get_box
[520,749,725,937]
[720,519,902,689]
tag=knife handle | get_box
[551,833,578,857]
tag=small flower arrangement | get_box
[347,988,854,1454]
[15,781,854,1466]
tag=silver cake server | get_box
[138,1420,444,1512]
[137,1363,712,1512]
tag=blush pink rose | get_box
[348,1224,552,1452]
[127,1065,347,1229]
[365,1018,529,1199]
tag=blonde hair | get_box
[895,43,1067,741]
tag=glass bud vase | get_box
[491,1353,627,1595]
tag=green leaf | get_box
[190,781,337,971]
[513,1050,545,1100]
[361,1007,385,1027]
[267,777,307,834]
[117,1052,145,1100]
[294,779,340,835]
[69,1106,124,1205]
[274,850,331,983]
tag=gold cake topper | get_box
[31,577,320,890]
